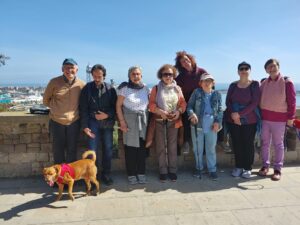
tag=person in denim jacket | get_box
[187,73,223,180]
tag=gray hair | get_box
[128,66,142,77]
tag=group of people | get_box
[43,52,296,186]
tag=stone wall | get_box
[0,111,299,177]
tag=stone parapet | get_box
[0,111,299,177]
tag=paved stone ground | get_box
[1,166,300,225]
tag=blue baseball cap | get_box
[62,58,78,66]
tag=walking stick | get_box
[193,125,201,173]
[164,120,169,169]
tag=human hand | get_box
[159,110,169,120]
[170,110,180,121]
[119,120,129,133]
[233,118,242,126]
[212,123,219,133]
[188,113,198,125]
[287,119,294,127]
[231,112,240,121]
[83,128,95,138]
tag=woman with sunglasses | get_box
[225,62,260,179]
[148,64,186,182]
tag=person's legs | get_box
[261,120,272,169]
[124,145,137,176]
[155,121,168,175]
[66,119,80,163]
[166,122,178,174]
[270,121,286,171]
[182,112,191,143]
[204,130,217,173]
[100,128,113,176]
[87,119,101,167]
[87,119,99,151]
[241,124,256,171]
[228,123,243,168]
[136,138,146,175]
[50,119,66,164]
[181,112,191,154]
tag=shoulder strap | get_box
[261,76,288,83]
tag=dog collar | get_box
[57,163,75,184]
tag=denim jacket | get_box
[187,88,223,129]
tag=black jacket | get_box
[79,81,117,129]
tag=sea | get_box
[1,82,300,107]
[147,83,300,108]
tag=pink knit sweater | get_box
[260,74,296,122]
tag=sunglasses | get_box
[239,67,250,71]
[162,73,173,77]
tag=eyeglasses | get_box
[162,73,173,77]
[239,67,250,71]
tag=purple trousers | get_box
[261,120,286,171]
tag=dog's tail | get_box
[82,150,96,162]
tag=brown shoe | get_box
[271,170,281,181]
[258,167,269,176]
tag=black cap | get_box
[238,61,251,70]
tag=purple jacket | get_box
[225,81,260,125]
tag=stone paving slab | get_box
[1,166,300,225]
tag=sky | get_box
[1,0,300,86]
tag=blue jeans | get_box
[88,119,113,176]
[191,126,217,172]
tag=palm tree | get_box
[0,54,10,66]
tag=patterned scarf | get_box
[156,80,179,112]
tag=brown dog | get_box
[43,150,100,201]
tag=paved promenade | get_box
[1,166,300,225]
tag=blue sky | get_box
[1,0,300,85]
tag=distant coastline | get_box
[1,82,300,93]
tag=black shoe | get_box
[101,175,113,186]
[159,174,167,183]
[168,173,177,182]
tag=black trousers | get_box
[124,138,146,176]
[49,119,80,164]
[228,123,257,170]
[182,112,191,143]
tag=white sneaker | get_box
[128,176,138,185]
[137,174,147,184]
[241,170,252,179]
[231,168,243,177]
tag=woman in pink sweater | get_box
[259,59,296,181]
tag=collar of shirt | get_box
[62,75,76,85]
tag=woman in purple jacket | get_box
[225,62,260,179]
